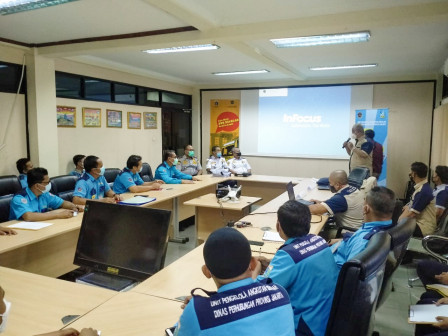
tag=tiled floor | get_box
[164,226,428,336]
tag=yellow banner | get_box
[210,99,240,158]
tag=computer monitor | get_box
[74,201,171,281]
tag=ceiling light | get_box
[309,64,378,71]
[271,31,370,48]
[213,70,269,76]
[0,0,78,15]
[142,44,220,54]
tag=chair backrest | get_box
[377,217,416,308]
[50,175,78,202]
[348,167,370,189]
[139,162,154,182]
[103,168,121,187]
[0,175,22,197]
[391,199,404,226]
[0,195,13,223]
[326,231,391,336]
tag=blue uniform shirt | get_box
[18,174,27,188]
[333,220,393,269]
[113,168,144,194]
[411,182,434,213]
[69,170,83,179]
[360,139,374,154]
[175,277,295,336]
[73,173,110,200]
[9,187,64,220]
[434,184,448,210]
[324,185,358,214]
[258,234,338,335]
[155,162,193,184]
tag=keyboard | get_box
[78,272,134,291]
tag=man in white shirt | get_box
[206,146,230,175]
[227,148,251,175]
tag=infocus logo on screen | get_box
[283,114,322,123]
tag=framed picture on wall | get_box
[57,106,76,127]
[82,107,101,127]
[143,112,157,129]
[128,112,141,129]
[107,109,122,128]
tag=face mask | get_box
[351,133,356,140]
[173,158,178,166]
[236,152,241,157]
[330,185,337,193]
[39,182,52,194]
[99,166,106,176]
[138,166,143,173]
[188,150,195,157]
[0,299,11,333]
[217,152,222,158]
[409,173,414,182]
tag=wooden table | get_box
[184,193,262,244]
[0,266,116,335]
[65,292,181,336]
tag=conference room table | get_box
[0,174,304,277]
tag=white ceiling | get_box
[1,0,447,86]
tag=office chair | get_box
[139,162,154,182]
[0,195,13,223]
[104,168,121,188]
[50,175,78,202]
[348,167,370,189]
[376,217,416,308]
[0,175,22,197]
[325,231,391,336]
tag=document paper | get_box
[409,304,448,324]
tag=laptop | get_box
[286,182,314,206]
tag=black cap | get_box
[203,227,252,279]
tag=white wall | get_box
[57,98,162,174]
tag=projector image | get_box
[216,185,242,202]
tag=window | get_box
[0,62,26,94]
[114,83,136,104]
[55,72,82,98]
[84,78,112,102]
[137,87,160,107]
[162,91,191,107]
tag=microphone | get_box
[342,138,351,148]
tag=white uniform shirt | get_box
[227,157,251,174]
[206,156,229,174]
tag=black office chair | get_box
[104,168,121,188]
[0,195,13,223]
[326,231,391,336]
[139,162,154,182]
[377,217,416,308]
[348,167,370,189]
[0,175,22,197]
[50,175,78,202]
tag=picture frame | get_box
[107,109,122,128]
[127,112,141,129]
[143,112,157,129]
[82,107,101,127]
[56,106,76,127]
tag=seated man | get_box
[175,227,295,335]
[332,186,396,269]
[73,155,121,205]
[399,162,436,237]
[9,168,81,221]
[206,146,230,175]
[432,165,448,222]
[155,150,200,184]
[70,154,85,178]
[113,155,162,194]
[309,170,364,231]
[177,144,203,176]
[227,147,251,175]
[256,201,338,335]
[16,157,33,188]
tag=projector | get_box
[216,185,242,202]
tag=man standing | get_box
[9,167,82,221]
[343,123,373,174]
[155,150,201,184]
[309,170,364,231]
[206,146,230,175]
[177,144,202,176]
[73,156,121,205]
[399,162,436,237]
[365,129,383,179]
[113,155,163,194]
[332,186,396,269]
[227,148,251,175]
